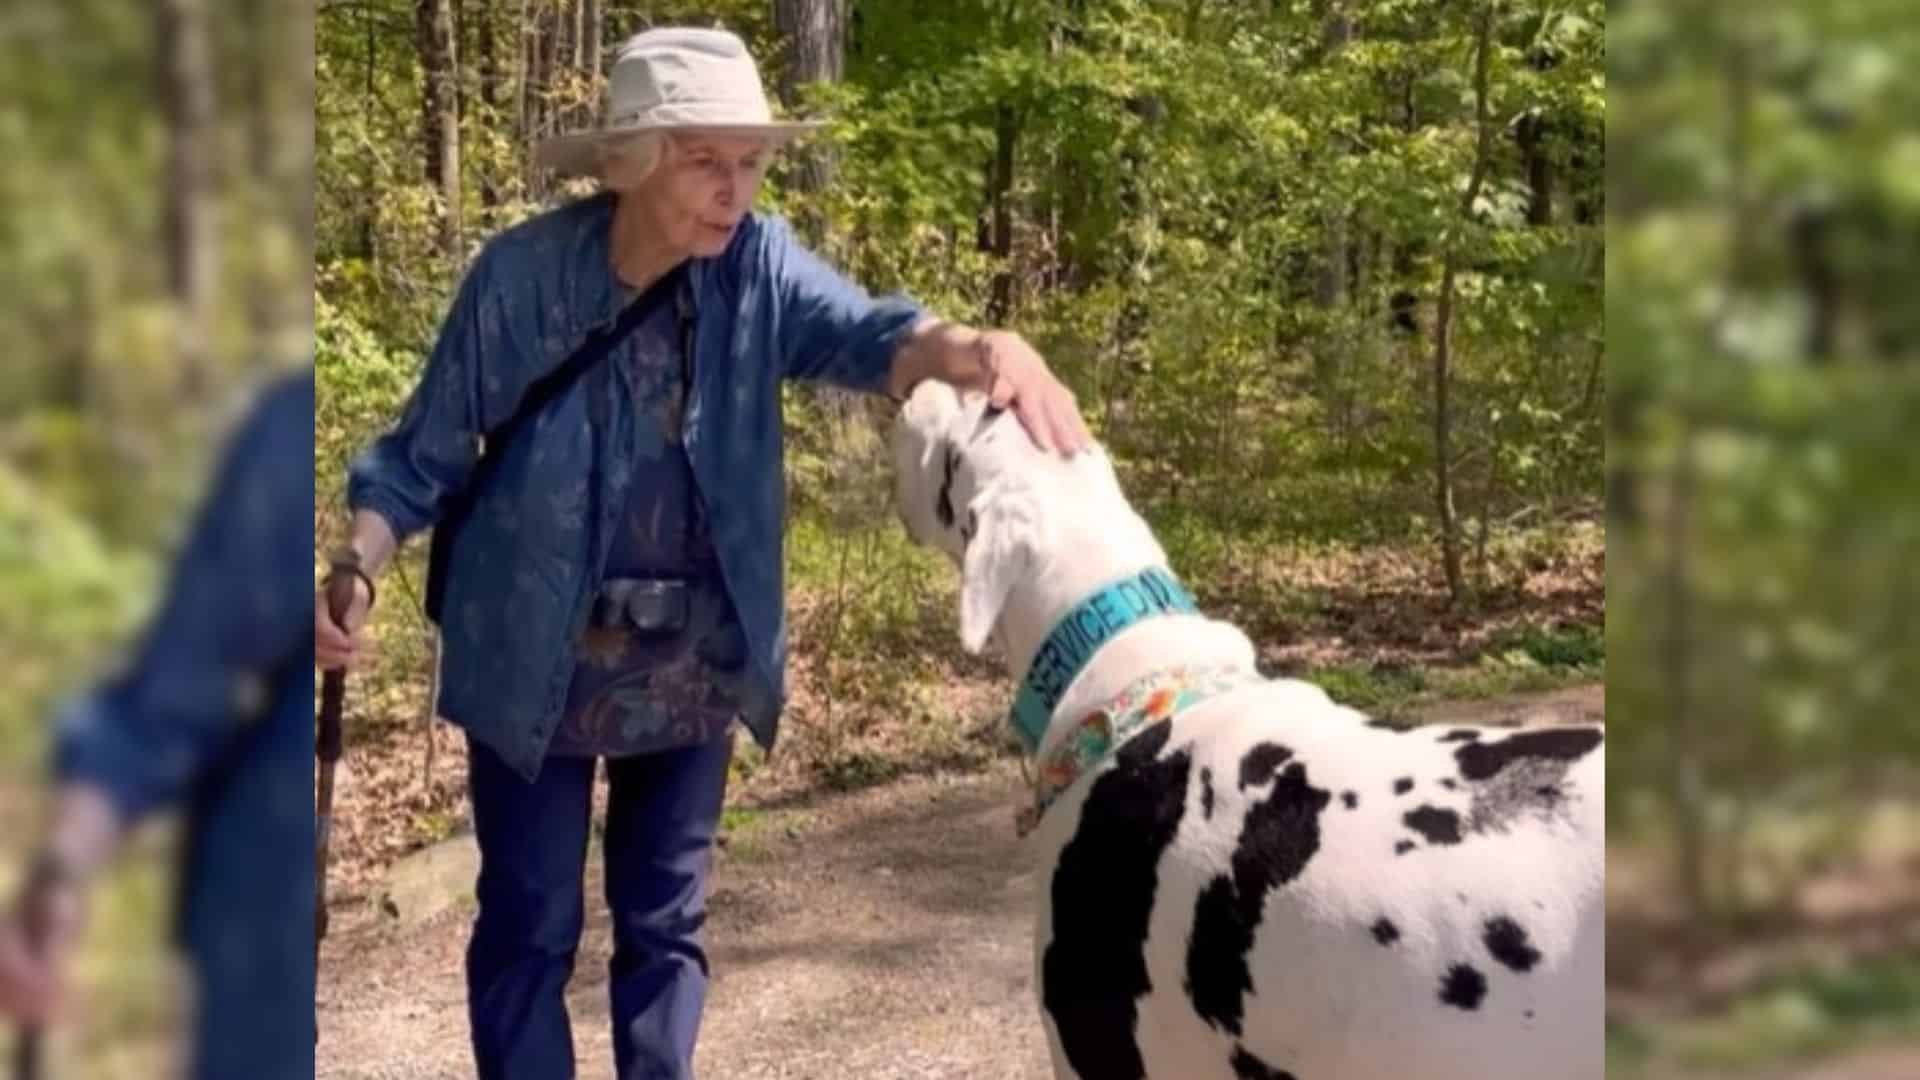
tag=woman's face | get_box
[616,132,771,258]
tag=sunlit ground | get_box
[1609,798,1920,1078]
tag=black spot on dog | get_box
[1187,761,1333,1037]
[1404,805,1463,845]
[1484,916,1542,972]
[1395,840,1416,855]
[1455,727,1602,838]
[1525,1009,1536,1020]
[1201,767,1216,819]
[1239,743,1293,790]
[1044,721,1189,1078]
[1456,727,1603,782]
[1440,778,1458,791]
[1372,918,1400,945]
[1394,777,1414,795]
[1341,790,1358,809]
[1439,729,1481,743]
[1230,1045,1298,1080]
[935,446,959,528]
[1440,964,1488,1010]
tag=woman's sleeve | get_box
[50,374,315,826]
[761,217,928,395]
[345,244,533,542]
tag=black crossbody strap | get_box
[480,262,691,454]
[422,262,692,624]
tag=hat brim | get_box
[535,120,824,177]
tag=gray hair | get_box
[594,130,668,187]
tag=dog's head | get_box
[891,381,1051,654]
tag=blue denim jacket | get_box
[51,370,317,1079]
[347,194,925,780]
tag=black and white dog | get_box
[891,382,1603,1080]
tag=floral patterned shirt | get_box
[547,279,746,756]
[346,194,927,781]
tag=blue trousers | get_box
[465,732,733,1079]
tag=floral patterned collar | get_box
[1016,663,1263,837]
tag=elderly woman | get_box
[315,27,1088,1080]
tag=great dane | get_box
[890,382,1603,1080]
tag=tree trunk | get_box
[773,0,844,207]
[1789,203,1837,363]
[532,2,556,196]
[418,0,462,259]
[518,0,544,197]
[478,0,500,207]
[158,0,216,397]
[452,0,465,145]
[1665,419,1710,919]
[1430,0,1495,607]
[247,0,313,355]
[1055,0,1088,289]
[1106,123,1155,448]
[1665,21,1761,927]
[571,0,584,74]
[773,0,846,109]
[1517,111,1554,226]
[985,104,1018,323]
[358,0,379,258]
[246,0,270,346]
[515,0,530,155]
[553,0,574,123]
[288,1,316,340]
[1314,3,1353,310]
[584,0,602,123]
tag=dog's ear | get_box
[958,487,1037,653]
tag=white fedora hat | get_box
[536,27,821,176]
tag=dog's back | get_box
[1032,680,1604,1080]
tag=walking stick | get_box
[13,851,63,1080]
[14,1026,40,1080]
[316,556,366,962]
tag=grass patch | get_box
[411,807,463,847]
[814,748,909,792]
[1485,620,1605,669]
[1306,662,1432,713]
[1430,652,1596,699]
[1299,620,1602,720]
[716,805,815,862]
[1607,952,1920,1077]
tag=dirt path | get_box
[318,763,1052,1079]
[319,685,1607,1078]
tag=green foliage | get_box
[1309,662,1433,714]
[317,0,1603,551]
[312,0,1604,780]
[316,290,421,511]
[0,463,153,764]
[1608,952,1920,1075]
[1609,0,1920,924]
[1486,620,1604,669]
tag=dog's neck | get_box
[992,458,1259,753]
